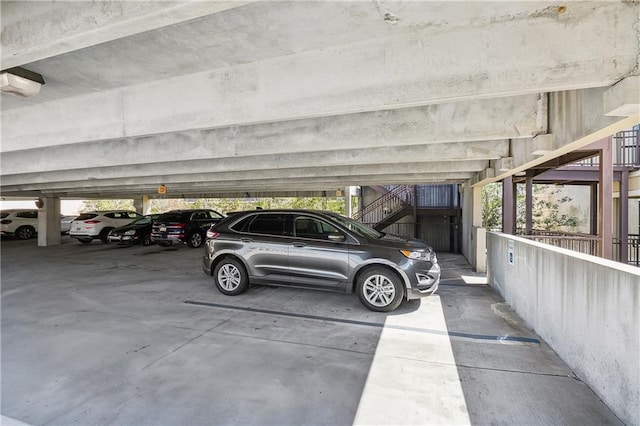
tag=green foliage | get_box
[482,183,502,231]
[80,197,349,215]
[482,183,582,232]
[80,199,134,212]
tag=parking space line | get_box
[183,300,540,344]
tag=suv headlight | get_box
[400,249,436,263]
[124,230,136,236]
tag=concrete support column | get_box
[134,196,151,215]
[345,186,353,218]
[502,176,515,234]
[472,185,483,228]
[599,137,613,259]
[37,197,61,247]
[462,184,486,273]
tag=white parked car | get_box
[61,215,76,234]
[1,210,85,239]
[0,209,39,240]
[69,210,142,244]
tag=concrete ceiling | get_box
[1,1,639,199]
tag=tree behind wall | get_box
[80,197,347,215]
[482,183,583,233]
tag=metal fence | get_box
[520,231,602,256]
[614,234,640,266]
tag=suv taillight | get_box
[84,220,101,224]
[206,230,219,239]
[1,220,12,224]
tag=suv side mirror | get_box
[327,233,345,242]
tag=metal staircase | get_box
[353,185,413,231]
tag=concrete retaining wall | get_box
[487,232,640,425]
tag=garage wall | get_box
[487,232,640,426]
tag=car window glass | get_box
[294,216,339,239]
[0,213,9,219]
[247,214,287,236]
[159,213,183,222]
[105,213,116,219]
[76,213,98,221]
[231,215,254,232]
[208,211,223,219]
[192,212,206,220]
[16,211,37,219]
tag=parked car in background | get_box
[1,210,84,239]
[151,209,225,248]
[202,209,440,312]
[60,215,76,234]
[107,214,160,246]
[69,210,142,243]
[1,209,39,240]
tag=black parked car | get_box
[107,214,160,246]
[202,209,440,312]
[151,209,225,248]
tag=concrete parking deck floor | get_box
[1,237,623,425]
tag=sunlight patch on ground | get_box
[461,275,488,285]
[353,295,471,425]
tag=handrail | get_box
[572,128,639,168]
[353,185,412,223]
[521,233,602,256]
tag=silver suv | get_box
[202,209,440,312]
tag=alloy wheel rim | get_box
[363,274,395,307]
[218,264,241,291]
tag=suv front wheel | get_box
[214,258,249,295]
[356,267,404,312]
[100,228,114,244]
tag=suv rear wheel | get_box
[187,231,203,248]
[356,267,404,312]
[15,226,35,240]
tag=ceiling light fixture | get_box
[1,67,45,97]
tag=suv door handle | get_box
[240,238,253,243]
[292,242,306,247]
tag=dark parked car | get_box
[202,209,440,312]
[107,214,160,246]
[151,209,225,248]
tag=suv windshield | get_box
[326,213,383,239]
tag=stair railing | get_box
[353,185,413,225]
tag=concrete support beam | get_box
[3,160,490,193]
[604,75,640,117]
[1,94,541,153]
[1,1,251,68]
[37,197,61,247]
